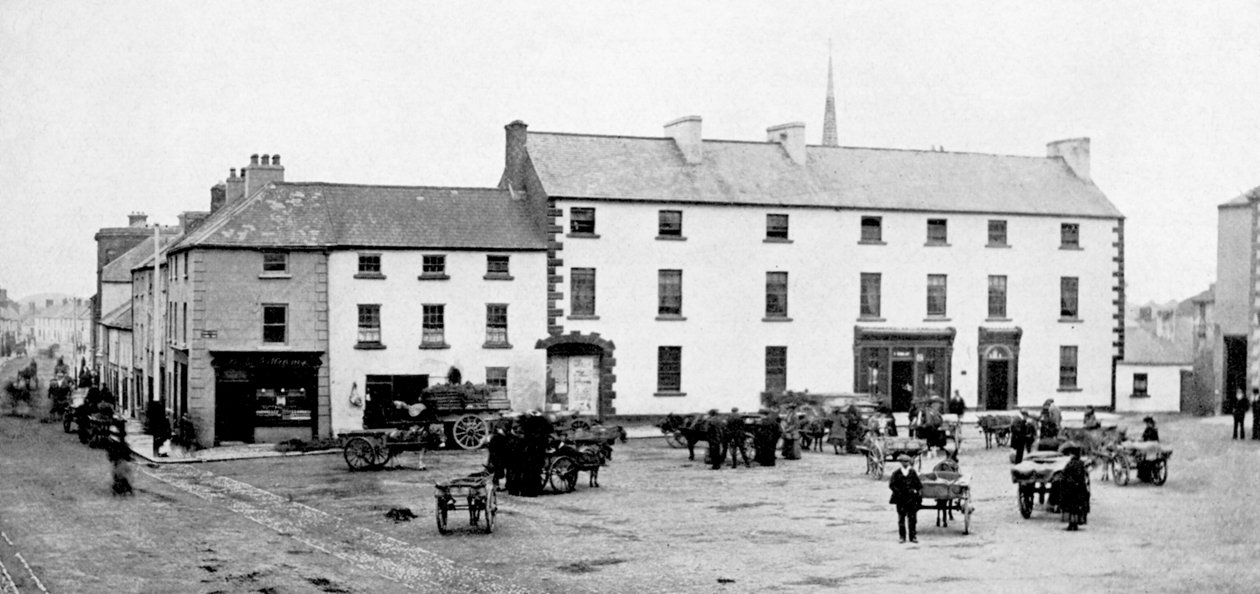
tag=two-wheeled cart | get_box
[921,470,973,534]
[434,470,497,534]
[340,425,443,471]
[1109,441,1172,486]
[1010,452,1090,521]
[858,436,925,479]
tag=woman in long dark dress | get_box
[1060,445,1089,531]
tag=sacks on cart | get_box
[920,471,970,499]
[1123,441,1172,461]
[1010,455,1069,483]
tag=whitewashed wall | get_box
[1115,363,1187,412]
[327,249,548,434]
[555,200,1120,415]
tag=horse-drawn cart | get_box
[543,427,618,493]
[1010,452,1090,520]
[434,470,497,534]
[1109,441,1172,486]
[921,470,973,534]
[977,414,1017,449]
[341,425,443,471]
[858,436,926,479]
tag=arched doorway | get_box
[978,328,1021,410]
[535,332,617,418]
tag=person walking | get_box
[725,408,751,468]
[146,400,171,459]
[1060,444,1090,531]
[1233,389,1249,440]
[1009,411,1031,464]
[888,454,922,543]
[781,405,801,460]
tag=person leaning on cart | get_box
[888,454,922,543]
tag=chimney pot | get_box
[664,116,704,165]
[251,154,260,165]
[230,168,237,178]
[261,154,271,166]
[272,154,281,166]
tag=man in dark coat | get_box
[517,411,553,496]
[486,420,512,490]
[1009,411,1032,464]
[1060,445,1089,530]
[146,401,171,458]
[1232,389,1248,440]
[1252,391,1260,441]
[755,411,781,466]
[843,405,864,454]
[725,409,750,468]
[888,454,922,543]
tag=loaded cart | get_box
[341,425,443,471]
[1109,441,1172,486]
[858,436,926,479]
[420,383,512,450]
[920,470,973,534]
[1010,452,1090,521]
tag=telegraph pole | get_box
[151,225,162,403]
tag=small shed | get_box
[1116,325,1192,413]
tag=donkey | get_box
[658,413,712,461]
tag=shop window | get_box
[254,387,311,424]
[927,274,947,317]
[860,216,882,243]
[1060,277,1079,319]
[357,304,381,345]
[486,255,511,279]
[765,271,789,319]
[571,268,596,317]
[988,275,1007,318]
[765,346,787,393]
[485,304,509,347]
[658,270,682,316]
[420,255,447,280]
[927,219,948,245]
[766,214,789,240]
[570,207,596,235]
[262,252,288,274]
[657,346,682,393]
[364,374,429,428]
[1133,373,1149,397]
[988,220,1008,247]
[262,304,286,343]
[860,273,881,318]
[658,210,683,238]
[1059,346,1078,389]
[422,304,446,347]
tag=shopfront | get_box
[854,327,955,412]
[210,351,322,444]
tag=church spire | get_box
[822,41,839,147]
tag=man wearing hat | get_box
[888,453,922,543]
[1009,411,1033,464]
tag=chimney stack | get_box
[503,120,529,192]
[767,122,807,165]
[128,212,148,227]
[664,116,703,165]
[243,152,284,198]
[210,182,226,212]
[1047,138,1090,181]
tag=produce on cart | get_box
[858,436,925,479]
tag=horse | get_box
[658,413,712,461]
[800,414,829,452]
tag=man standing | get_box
[888,454,922,543]
[705,409,727,470]
[949,390,966,418]
[517,410,553,496]
[755,410,781,466]
[781,405,801,460]
[1232,389,1248,440]
[1252,389,1260,441]
[1009,411,1032,464]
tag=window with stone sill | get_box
[988,220,1008,247]
[860,216,883,243]
[485,304,509,346]
[262,251,288,274]
[357,253,382,277]
[659,210,683,238]
[420,255,447,279]
[1132,373,1149,397]
[262,304,287,344]
[766,214,789,240]
[766,271,789,318]
[1061,223,1081,249]
[927,219,948,245]
[357,304,381,345]
[657,346,682,392]
[486,255,510,278]
[422,304,445,346]
[1059,346,1078,389]
[570,207,596,235]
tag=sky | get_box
[1,1,1257,304]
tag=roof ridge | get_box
[276,181,511,192]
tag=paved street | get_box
[4,392,1260,592]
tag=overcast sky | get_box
[2,1,1257,304]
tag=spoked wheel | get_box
[666,431,686,448]
[1018,485,1033,519]
[996,431,1010,448]
[1152,459,1168,486]
[569,419,592,433]
[343,437,379,471]
[435,501,449,535]
[451,415,490,450]
[373,448,393,470]
[483,487,497,534]
[548,456,578,493]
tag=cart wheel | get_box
[435,501,449,535]
[570,419,592,433]
[344,437,378,471]
[372,448,393,470]
[1153,459,1168,486]
[1116,458,1131,486]
[666,431,686,448]
[451,415,489,450]
[1018,486,1033,519]
[484,488,496,534]
[548,456,578,492]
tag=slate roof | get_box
[104,235,177,281]
[1220,185,1260,207]
[1123,325,1192,365]
[171,183,545,251]
[100,301,132,330]
[524,132,1123,218]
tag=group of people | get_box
[702,407,784,469]
[485,410,555,497]
[1230,388,1260,440]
